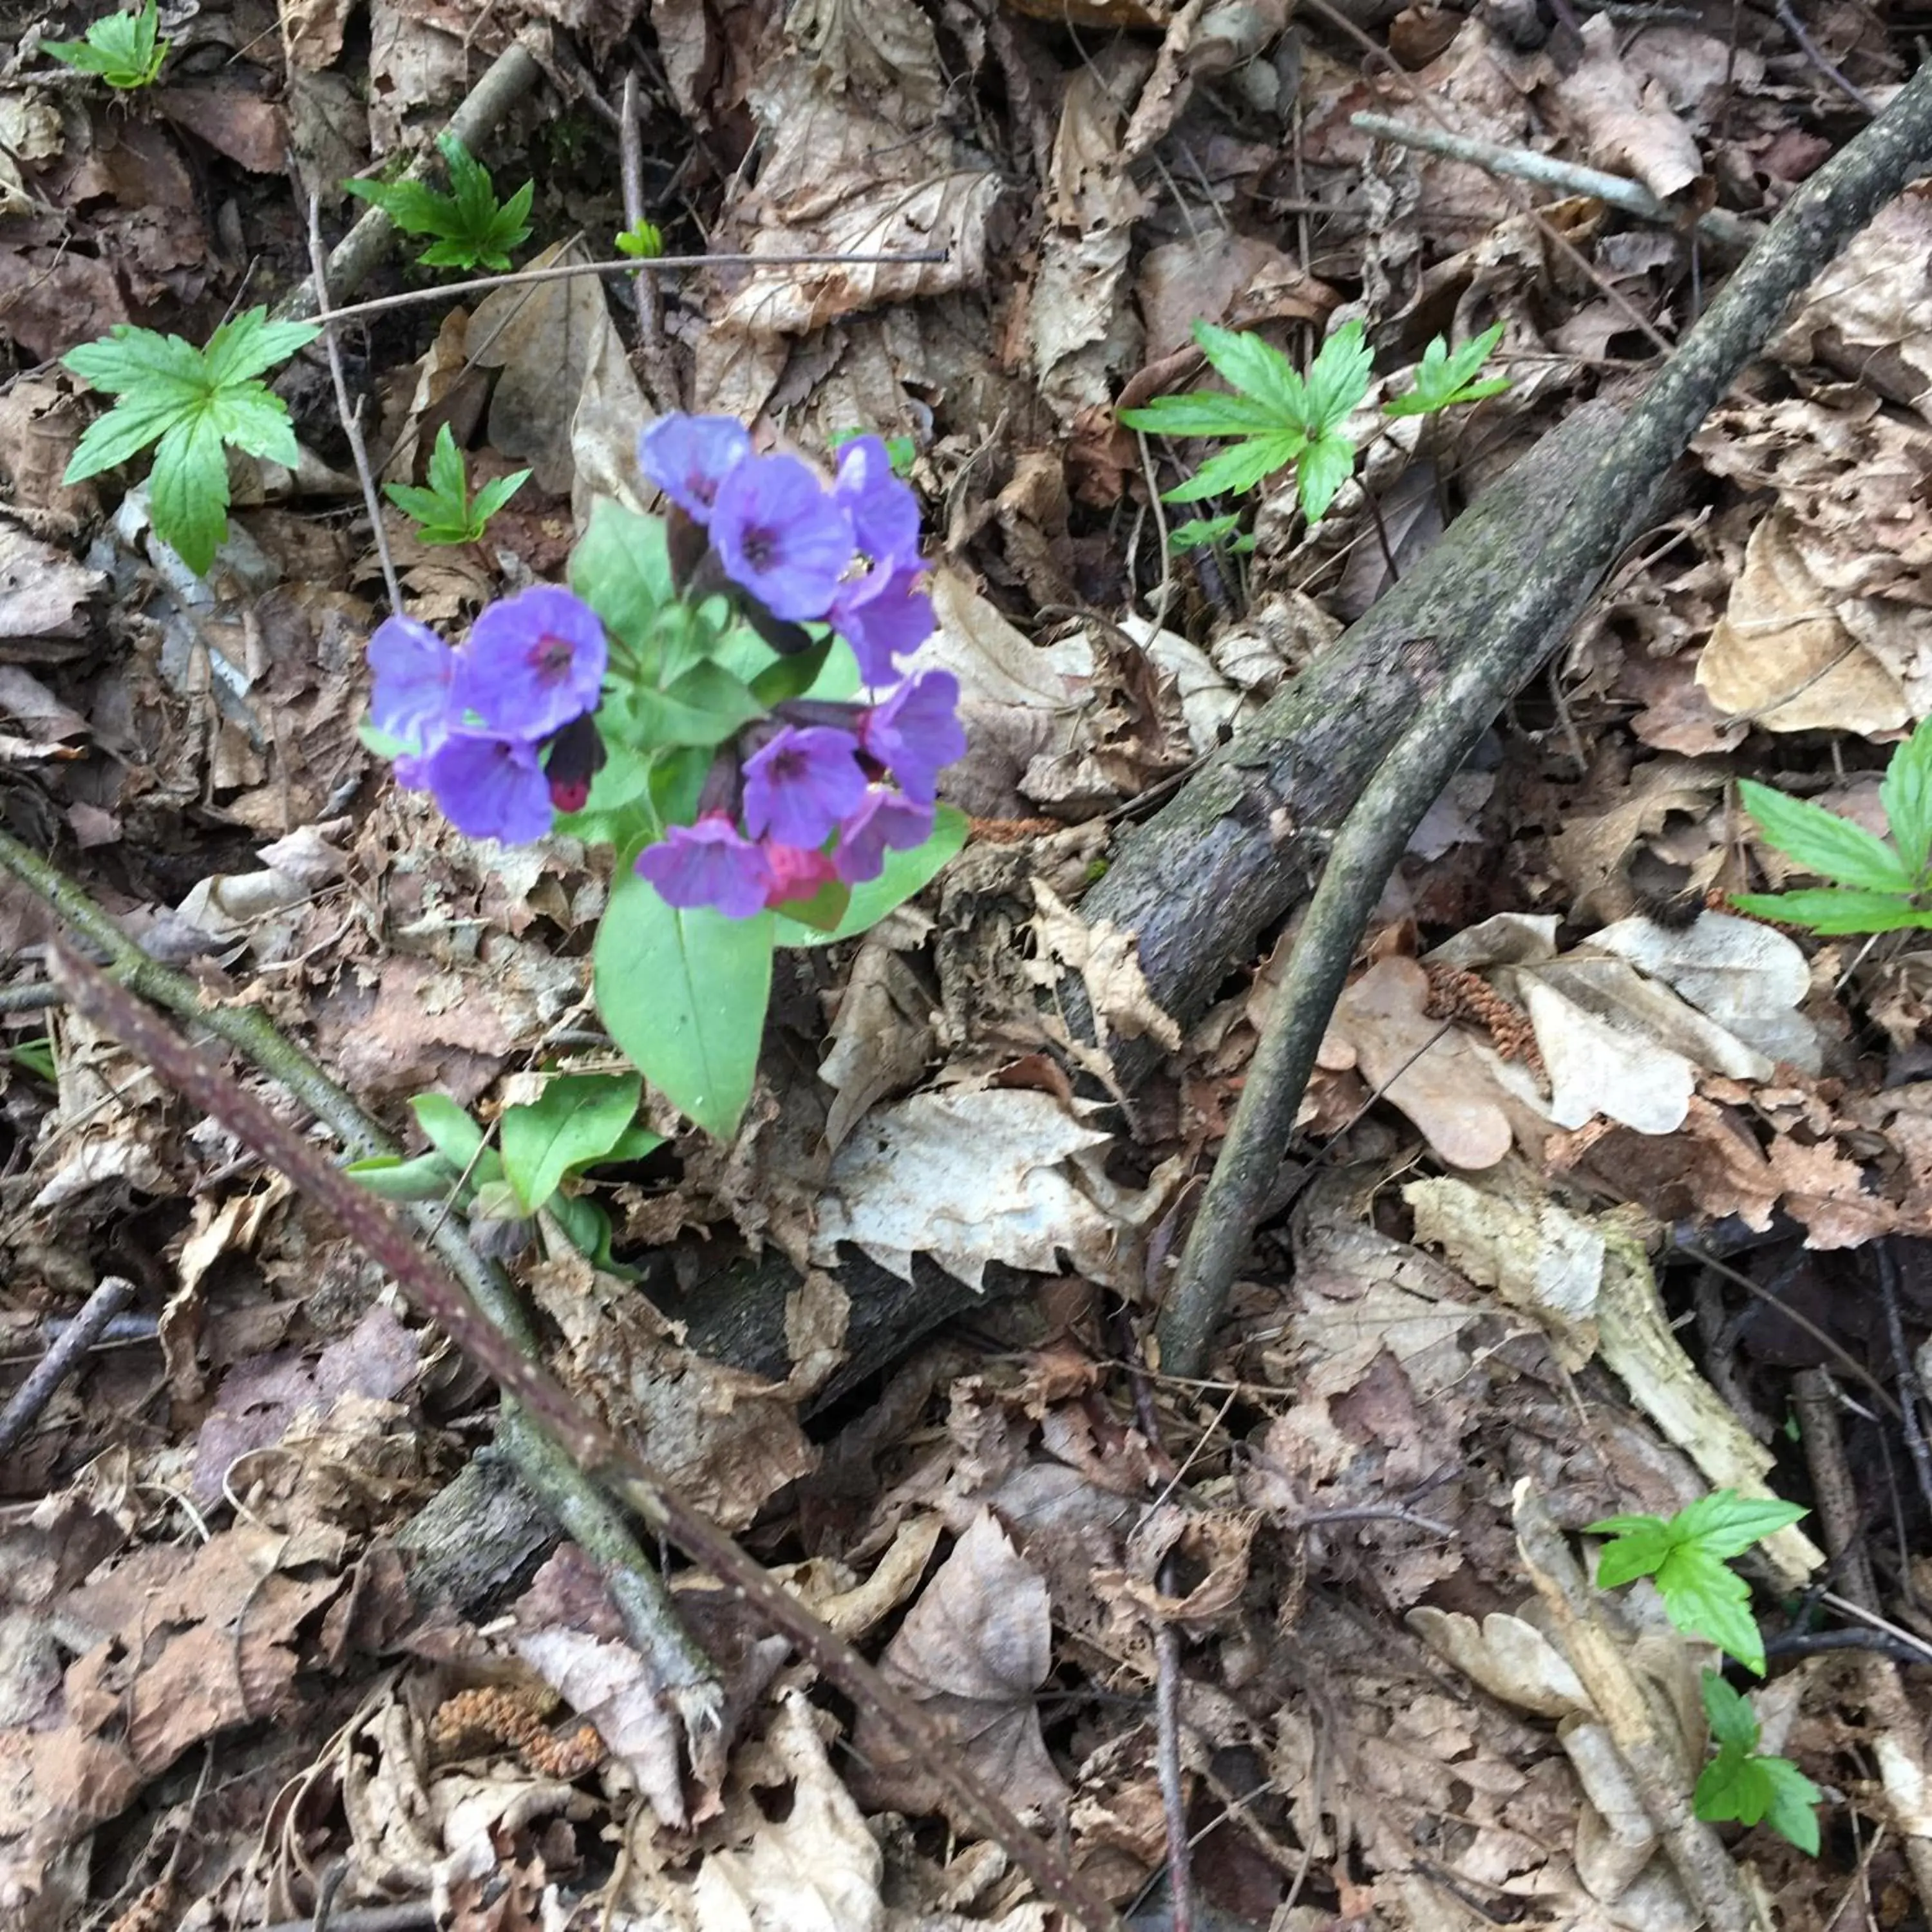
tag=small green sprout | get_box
[830,426,917,478]
[1167,513,1255,556]
[384,423,529,546]
[61,307,322,576]
[1732,715,1932,934]
[616,218,665,259]
[343,133,533,273]
[1587,1488,1808,1676]
[1695,1671,1822,1854]
[42,0,167,88]
[9,1037,57,1083]
[1118,318,1510,529]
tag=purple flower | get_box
[710,455,853,621]
[459,586,608,742]
[835,787,934,884]
[635,815,773,919]
[762,842,837,908]
[860,671,964,804]
[419,733,555,844]
[639,415,753,523]
[835,437,920,567]
[833,563,934,684]
[741,724,867,848]
[368,616,457,748]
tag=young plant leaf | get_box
[499,1071,647,1217]
[42,0,167,87]
[1730,887,1929,934]
[411,1092,488,1171]
[1385,323,1511,418]
[1167,513,1244,553]
[773,804,969,947]
[594,862,773,1139]
[1296,430,1357,524]
[1159,431,1305,504]
[1879,714,1932,877]
[384,422,529,545]
[1694,1671,1823,1854]
[343,133,532,273]
[1736,779,1915,891]
[1300,320,1374,438]
[570,500,675,653]
[1191,321,1308,423]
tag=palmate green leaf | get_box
[1296,430,1356,524]
[199,308,321,387]
[43,0,166,86]
[1385,323,1510,418]
[1880,714,1932,876]
[204,380,302,467]
[1191,320,1307,422]
[1737,779,1914,891]
[149,412,231,574]
[63,325,206,395]
[1730,887,1929,934]
[1587,1513,1675,1589]
[427,419,467,502]
[1671,1490,1810,1560]
[499,1071,648,1216]
[469,468,530,526]
[1655,1545,1766,1672]
[63,383,197,481]
[1167,513,1244,553]
[1161,431,1305,504]
[1301,320,1374,438]
[1117,390,1292,438]
[342,173,450,232]
[595,862,773,1139]
[1758,1758,1824,1855]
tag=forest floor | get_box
[3,1,1932,1929]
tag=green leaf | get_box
[1385,323,1511,417]
[1656,1545,1766,1672]
[42,0,166,86]
[1588,1514,1675,1589]
[1301,320,1374,437]
[1758,1758,1824,1855]
[773,804,969,947]
[571,501,674,652]
[1737,779,1914,891]
[204,380,301,468]
[1729,887,1927,934]
[343,136,530,272]
[1191,321,1306,424]
[1700,1669,1761,1753]
[594,862,773,1138]
[749,639,835,708]
[149,412,231,574]
[499,1072,645,1217]
[632,661,764,748]
[411,1093,486,1170]
[63,386,193,481]
[346,1150,466,1203]
[1167,513,1244,553]
[1696,1747,1778,1828]
[617,218,666,258]
[1296,430,1356,524]
[63,325,207,395]
[198,308,321,388]
[1671,1492,1809,1562]
[1161,432,1305,504]
[1880,714,1932,878]
[1118,391,1294,438]
[469,468,529,527]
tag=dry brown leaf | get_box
[855,1511,1066,1824]
[1550,15,1705,201]
[1698,510,1913,733]
[819,938,936,1150]
[1764,1134,1895,1250]
[1028,879,1182,1052]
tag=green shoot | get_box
[384,423,529,546]
[9,1037,57,1083]
[1694,1671,1822,1854]
[343,133,533,273]
[1732,715,1932,933]
[61,308,321,576]
[1167,513,1255,556]
[1385,323,1510,417]
[830,426,917,478]
[616,218,665,259]
[42,0,167,88]
[1587,1489,1808,1675]
[1118,319,1510,529]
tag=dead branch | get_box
[1155,55,1932,1380]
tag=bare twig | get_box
[1875,1240,1932,1520]
[619,73,681,415]
[1153,1608,1194,1932]
[1776,0,1879,115]
[1155,55,1932,1379]
[0,1274,134,1455]
[1351,112,1761,254]
[48,945,1122,1932]
[307,194,403,617]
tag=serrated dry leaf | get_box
[1029,880,1181,1052]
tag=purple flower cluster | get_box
[368,585,607,843]
[632,416,963,917]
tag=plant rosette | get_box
[363,416,967,1138]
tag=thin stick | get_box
[1350,112,1761,254]
[307,194,403,617]
[1155,54,1932,1379]
[48,945,1122,1932]
[1153,1611,1194,1932]
[0,1274,135,1455]
[1875,1241,1932,1520]
[619,73,681,415]
[1776,0,1879,115]
[312,248,948,332]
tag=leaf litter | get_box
[4,0,1932,1927]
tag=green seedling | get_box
[830,426,917,478]
[42,0,167,88]
[1587,1488,1809,1676]
[384,423,529,546]
[1695,1670,1822,1853]
[62,307,321,576]
[344,133,533,273]
[1732,714,1932,933]
[8,1037,56,1083]
[1119,318,1508,529]
[616,218,665,259]
[1166,513,1255,556]
[346,1078,661,1271]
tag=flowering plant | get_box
[363,415,966,1137]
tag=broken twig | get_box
[0,1274,134,1455]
